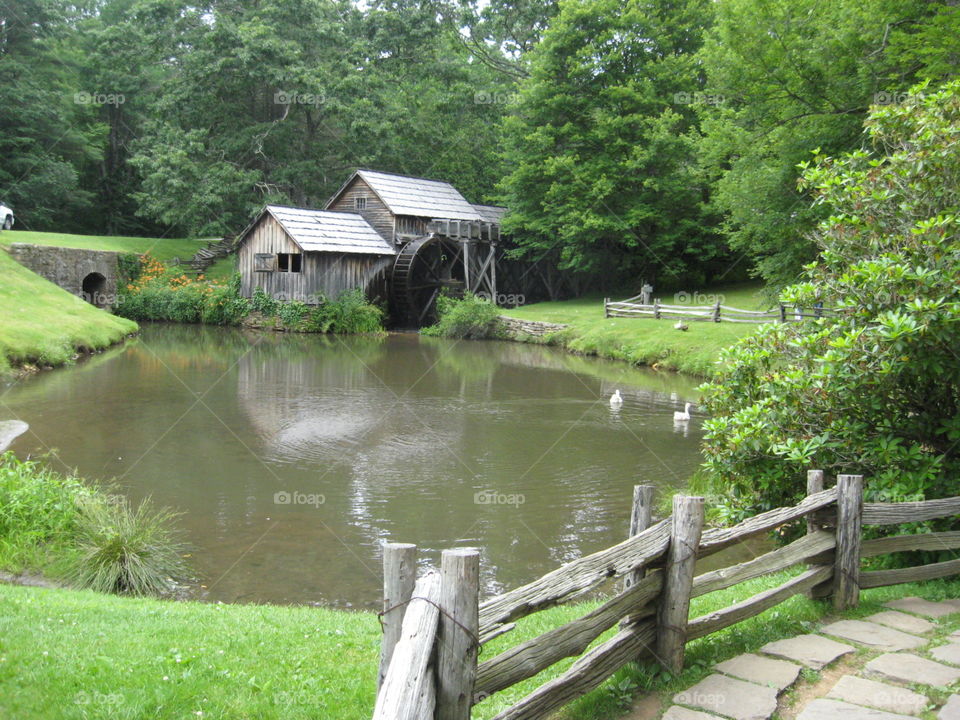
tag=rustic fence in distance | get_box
[603,296,842,324]
[372,472,960,719]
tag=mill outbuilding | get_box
[235,169,506,324]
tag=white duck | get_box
[673,402,692,421]
[609,389,624,408]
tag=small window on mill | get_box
[277,253,302,273]
[254,253,275,272]
[355,196,367,210]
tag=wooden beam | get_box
[657,495,704,674]
[476,572,661,697]
[833,474,863,610]
[687,566,833,640]
[489,620,657,720]
[806,470,825,536]
[698,487,837,557]
[692,530,835,598]
[373,572,441,720]
[478,520,671,637]
[860,558,960,589]
[437,549,481,720]
[379,542,418,690]
[625,485,655,590]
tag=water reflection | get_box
[2,324,712,607]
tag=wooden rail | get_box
[373,473,960,719]
[603,298,842,323]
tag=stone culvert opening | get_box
[81,272,108,308]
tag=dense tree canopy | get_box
[699,0,960,290]
[497,0,729,290]
[700,83,960,530]
[1,0,517,237]
[0,0,957,294]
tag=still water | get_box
[2,324,713,609]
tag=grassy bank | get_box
[0,249,137,374]
[3,564,956,720]
[0,230,205,265]
[499,284,766,377]
[0,453,188,595]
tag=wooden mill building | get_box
[236,205,396,303]
[236,169,507,323]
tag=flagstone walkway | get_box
[662,597,960,720]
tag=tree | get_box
[698,0,950,290]
[0,0,102,231]
[699,82,960,539]
[498,0,728,291]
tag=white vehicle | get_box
[0,203,12,230]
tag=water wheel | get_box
[391,234,464,326]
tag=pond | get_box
[2,324,729,609]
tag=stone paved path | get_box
[659,596,960,720]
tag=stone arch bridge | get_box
[8,243,124,309]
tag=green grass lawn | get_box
[0,249,137,374]
[501,284,768,377]
[0,230,207,265]
[3,572,956,720]
[203,254,238,282]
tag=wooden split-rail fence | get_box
[603,295,842,324]
[373,472,960,720]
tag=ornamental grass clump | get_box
[66,495,189,596]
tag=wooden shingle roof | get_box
[472,204,507,224]
[332,169,484,221]
[262,205,395,255]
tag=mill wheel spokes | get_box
[391,234,464,326]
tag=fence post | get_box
[604,298,609,318]
[654,298,660,320]
[373,571,441,720]
[712,301,721,323]
[624,485,655,589]
[833,474,863,610]
[436,548,481,720]
[779,303,786,323]
[657,495,705,674]
[379,542,418,690]
[806,470,824,536]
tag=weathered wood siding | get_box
[239,214,393,303]
[327,177,396,242]
[396,215,428,238]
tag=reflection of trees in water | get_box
[228,332,700,602]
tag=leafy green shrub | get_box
[277,299,309,328]
[201,281,251,325]
[322,289,384,334]
[0,453,92,569]
[117,264,249,326]
[422,293,503,339]
[116,253,143,285]
[250,286,279,316]
[0,453,189,594]
[699,82,960,542]
[66,495,188,596]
